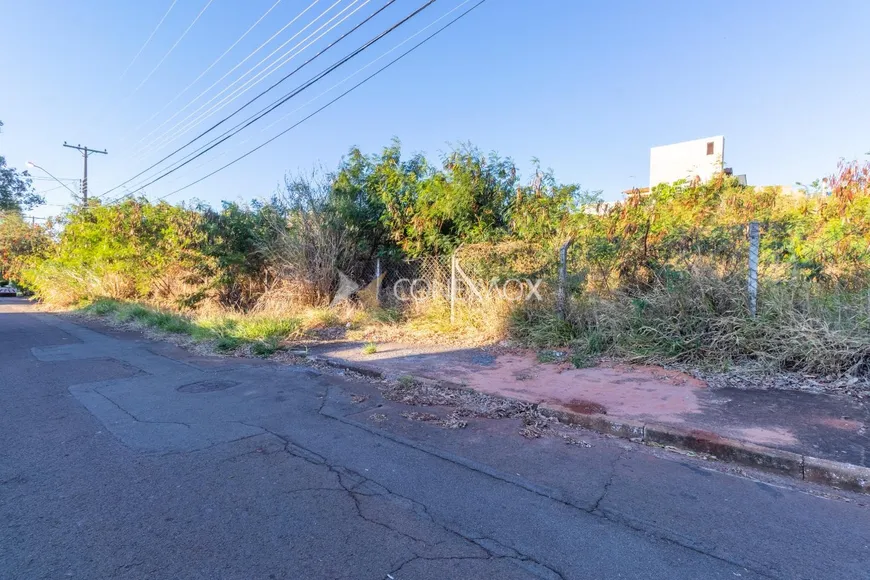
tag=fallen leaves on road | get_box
[383,377,593,444]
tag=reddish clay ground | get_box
[308,341,870,469]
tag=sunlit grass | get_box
[81,299,302,357]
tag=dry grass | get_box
[383,377,531,419]
[71,259,870,384]
[73,290,515,361]
[347,296,513,346]
[511,265,870,379]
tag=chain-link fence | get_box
[347,223,781,320]
[353,246,556,317]
[373,255,453,306]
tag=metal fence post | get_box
[747,221,759,317]
[557,239,573,319]
[450,252,457,324]
[374,258,381,306]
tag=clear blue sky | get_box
[2,0,868,218]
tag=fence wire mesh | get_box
[347,222,857,314]
[361,255,452,306]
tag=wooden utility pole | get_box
[63,142,107,206]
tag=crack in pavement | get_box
[49,321,774,579]
[591,446,628,514]
[317,391,779,580]
[578,447,778,577]
[157,431,268,458]
[235,421,567,580]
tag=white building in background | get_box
[649,136,725,188]
[621,135,802,198]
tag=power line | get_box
[128,0,215,98]
[118,0,179,80]
[122,0,284,143]
[127,0,328,152]
[110,0,428,201]
[31,176,79,183]
[33,184,72,195]
[262,0,472,132]
[101,0,401,199]
[106,0,370,198]
[153,0,485,202]
[26,162,80,198]
[140,0,374,158]
[153,0,475,192]
[134,0,363,159]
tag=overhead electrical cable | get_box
[100,0,402,199]
[108,0,439,201]
[263,0,471,131]
[109,0,429,200]
[134,0,366,158]
[128,0,216,98]
[154,0,484,201]
[127,0,329,152]
[123,0,284,142]
[154,0,475,191]
[118,0,179,80]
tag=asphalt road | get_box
[1,298,868,580]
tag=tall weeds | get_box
[511,266,870,377]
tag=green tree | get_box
[508,161,599,245]
[0,211,53,285]
[337,140,522,256]
[412,143,518,253]
[331,148,395,260]
[0,157,43,211]
[0,120,44,211]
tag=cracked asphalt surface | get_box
[1,299,869,579]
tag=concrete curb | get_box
[309,356,386,379]
[310,355,870,494]
[641,423,805,479]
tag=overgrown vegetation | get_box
[509,159,870,377]
[0,211,53,289]
[3,138,869,380]
[81,299,304,357]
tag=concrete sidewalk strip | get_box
[306,343,870,494]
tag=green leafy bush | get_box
[9,139,870,379]
[26,200,207,305]
[0,211,53,290]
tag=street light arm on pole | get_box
[26,162,79,198]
